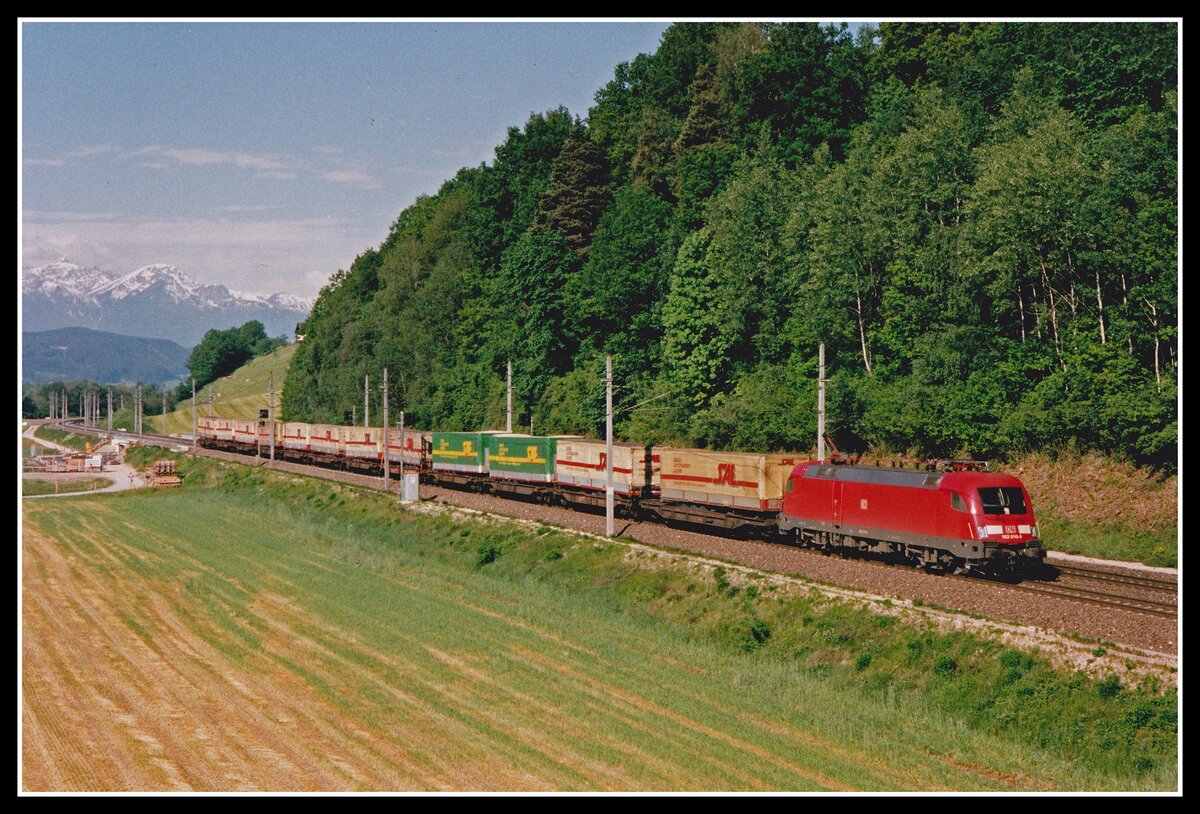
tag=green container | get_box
[432,431,500,474]
[487,434,558,482]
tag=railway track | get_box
[51,419,1179,623]
[1003,578,1177,619]
[1052,562,1177,594]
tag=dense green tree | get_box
[566,184,675,367]
[662,229,740,408]
[531,121,611,257]
[282,21,1177,468]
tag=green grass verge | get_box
[22,438,57,457]
[22,477,113,496]
[33,425,94,451]
[1040,516,1177,568]
[23,459,1177,790]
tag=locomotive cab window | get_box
[950,492,967,512]
[977,487,1027,515]
[785,477,794,493]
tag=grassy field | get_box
[22,477,113,496]
[21,455,1176,791]
[150,344,298,436]
[32,425,97,452]
[22,437,57,457]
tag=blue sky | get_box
[21,21,677,298]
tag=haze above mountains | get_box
[22,260,313,347]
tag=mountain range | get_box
[21,260,313,346]
[23,327,189,385]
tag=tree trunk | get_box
[1032,281,1043,340]
[1144,297,1161,392]
[856,288,872,376]
[1039,259,1064,371]
[1094,269,1106,345]
[1017,286,1026,342]
[1121,273,1132,354]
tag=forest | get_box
[282,22,1177,469]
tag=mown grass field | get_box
[21,453,1176,792]
[153,344,298,436]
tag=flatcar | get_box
[196,416,1044,577]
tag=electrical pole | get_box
[399,409,406,492]
[207,390,213,417]
[269,371,275,463]
[107,389,112,433]
[162,388,168,435]
[817,343,826,463]
[382,368,389,490]
[506,359,512,433]
[365,373,369,428]
[605,354,614,538]
[191,378,196,450]
[135,384,142,435]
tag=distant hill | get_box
[22,260,312,346]
[22,327,189,385]
[155,343,299,435]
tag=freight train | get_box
[196,417,1045,577]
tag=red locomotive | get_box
[780,461,1044,575]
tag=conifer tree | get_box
[532,121,611,257]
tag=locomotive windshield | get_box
[977,487,1027,515]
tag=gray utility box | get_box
[402,472,419,502]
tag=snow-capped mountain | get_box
[21,260,114,301]
[21,260,314,346]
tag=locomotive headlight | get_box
[1031,524,1038,538]
[977,525,988,539]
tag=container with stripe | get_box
[384,428,430,467]
[281,422,310,451]
[657,447,798,511]
[200,416,234,442]
[431,431,503,474]
[344,425,382,459]
[486,434,573,483]
[308,424,343,456]
[232,419,257,446]
[555,440,657,495]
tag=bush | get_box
[1098,674,1122,699]
[934,656,958,677]
[744,618,772,651]
[475,543,500,568]
[713,566,738,597]
[855,653,872,671]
